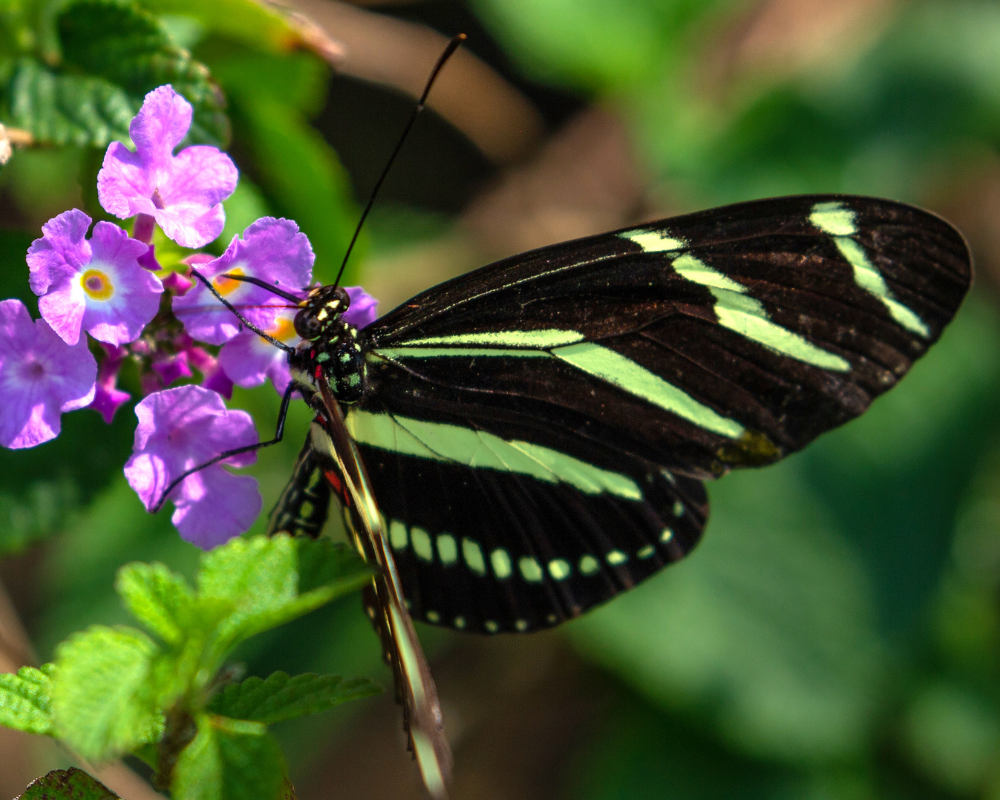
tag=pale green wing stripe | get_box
[378,338,747,440]
[375,347,550,359]
[832,237,930,337]
[402,329,584,348]
[621,229,686,252]
[810,201,930,338]
[712,292,850,370]
[550,342,745,438]
[671,253,744,293]
[345,409,643,499]
[622,231,851,371]
[507,440,642,500]
[672,254,851,372]
[809,201,857,236]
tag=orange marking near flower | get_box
[262,315,297,344]
[213,267,245,296]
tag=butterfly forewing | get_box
[336,195,970,633]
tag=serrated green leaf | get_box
[116,561,195,645]
[172,714,285,800]
[207,671,381,725]
[197,535,299,660]
[9,0,227,148]
[198,534,298,612]
[9,57,138,147]
[0,665,53,735]
[52,625,164,762]
[18,767,121,800]
[58,0,228,146]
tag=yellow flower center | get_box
[213,267,245,297]
[81,269,114,301]
[263,316,297,344]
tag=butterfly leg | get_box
[149,380,297,513]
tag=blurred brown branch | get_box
[289,0,546,164]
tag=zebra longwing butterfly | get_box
[257,193,970,795]
[269,193,971,634]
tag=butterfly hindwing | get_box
[267,437,334,538]
[347,406,707,633]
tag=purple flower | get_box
[343,286,378,329]
[97,85,238,249]
[219,307,300,394]
[162,270,194,295]
[172,217,313,345]
[0,300,97,449]
[89,344,131,424]
[27,210,162,346]
[186,346,234,399]
[151,350,192,387]
[124,385,262,548]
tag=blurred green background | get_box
[3,0,1000,797]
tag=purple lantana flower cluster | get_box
[0,86,377,548]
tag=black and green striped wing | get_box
[335,195,971,634]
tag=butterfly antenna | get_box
[189,269,296,354]
[332,32,467,290]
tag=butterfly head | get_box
[294,285,351,341]
[289,284,368,403]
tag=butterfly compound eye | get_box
[293,286,351,340]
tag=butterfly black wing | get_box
[288,195,971,634]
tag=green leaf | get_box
[0,665,53,736]
[197,535,298,644]
[19,767,121,800]
[902,682,1000,794]
[8,0,227,148]
[9,57,137,148]
[58,0,228,145]
[197,535,371,659]
[172,714,286,800]
[207,671,381,725]
[230,95,359,285]
[51,625,164,762]
[116,562,196,646]
[115,562,235,707]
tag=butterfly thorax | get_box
[289,285,368,404]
